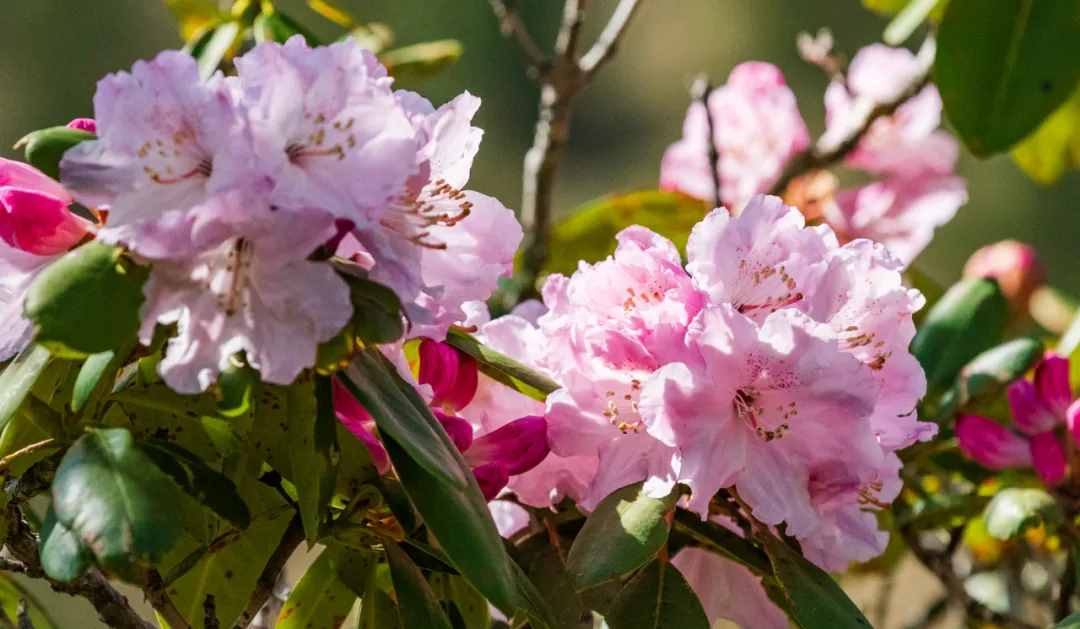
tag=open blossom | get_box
[958,353,1079,486]
[0,159,94,360]
[661,63,809,210]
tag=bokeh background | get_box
[2,1,1077,627]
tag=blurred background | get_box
[2,1,1076,627]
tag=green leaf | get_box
[672,510,771,575]
[546,190,707,276]
[565,482,678,590]
[72,351,116,413]
[141,439,252,529]
[187,21,241,81]
[165,0,226,40]
[25,243,148,358]
[345,273,405,345]
[340,350,466,489]
[50,428,185,577]
[277,546,361,628]
[935,0,1080,155]
[0,572,57,629]
[380,40,463,85]
[359,565,404,629]
[215,355,258,418]
[444,327,559,402]
[39,506,92,582]
[983,487,1061,540]
[253,9,320,45]
[883,0,944,45]
[910,278,1008,398]
[1058,612,1080,628]
[430,574,490,629]
[762,532,871,629]
[1012,85,1080,183]
[946,337,1043,410]
[605,560,709,629]
[512,534,588,629]
[15,126,95,180]
[385,543,453,629]
[0,345,52,435]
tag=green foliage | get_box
[253,8,320,45]
[15,126,95,180]
[881,0,947,44]
[983,487,1061,540]
[1058,612,1080,628]
[186,20,241,81]
[385,542,454,629]
[39,506,92,583]
[164,0,226,40]
[72,350,119,413]
[566,482,678,590]
[25,242,149,358]
[0,345,52,436]
[910,278,1008,401]
[545,189,707,276]
[276,545,367,628]
[140,439,252,529]
[380,40,464,86]
[47,428,185,579]
[604,559,709,629]
[445,327,559,402]
[945,337,1042,410]
[1012,86,1080,183]
[0,572,57,629]
[761,533,872,629]
[935,0,1080,155]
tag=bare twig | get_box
[143,569,191,629]
[0,439,56,474]
[3,507,155,629]
[770,36,935,196]
[492,0,647,298]
[231,514,304,629]
[689,76,721,209]
[487,0,547,70]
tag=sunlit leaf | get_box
[445,327,559,403]
[276,546,364,628]
[15,126,94,180]
[983,487,1060,540]
[1012,86,1080,184]
[380,40,463,86]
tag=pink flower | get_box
[332,378,391,474]
[661,62,810,210]
[957,353,1079,486]
[0,159,94,361]
[418,337,478,412]
[673,546,787,629]
[66,118,97,134]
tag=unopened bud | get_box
[963,240,1045,315]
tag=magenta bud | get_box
[332,378,390,474]
[433,410,474,453]
[66,118,97,134]
[963,240,1045,315]
[419,339,478,411]
[955,414,1031,470]
[465,415,549,476]
[0,187,90,255]
[472,462,510,501]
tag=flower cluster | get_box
[661,44,967,267]
[530,194,932,570]
[44,36,518,392]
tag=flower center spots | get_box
[622,284,666,312]
[840,325,890,370]
[602,379,643,434]
[733,388,790,442]
[379,178,474,250]
[857,480,887,509]
[734,259,803,315]
[137,128,213,184]
[215,238,254,317]
[286,113,358,163]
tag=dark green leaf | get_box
[565,482,678,590]
[277,546,360,628]
[445,327,559,402]
[672,509,771,575]
[253,9,320,45]
[983,487,1061,540]
[25,243,148,358]
[345,274,405,345]
[512,534,588,629]
[39,506,92,583]
[50,428,184,577]
[385,543,453,629]
[762,532,871,629]
[910,278,1008,398]
[141,440,251,529]
[546,189,707,276]
[1058,612,1080,628]
[15,127,94,180]
[0,345,52,435]
[946,337,1042,410]
[936,0,1080,155]
[605,560,709,629]
[380,40,463,85]
[430,574,490,629]
[72,351,116,413]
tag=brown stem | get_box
[690,76,721,209]
[769,36,935,196]
[0,439,56,474]
[143,569,191,629]
[487,0,547,71]
[231,514,304,629]
[3,507,155,629]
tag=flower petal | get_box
[955,415,1032,469]
[1035,353,1072,419]
[1008,379,1060,435]
[1029,431,1067,487]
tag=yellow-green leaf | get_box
[1012,86,1080,184]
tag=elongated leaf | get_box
[512,534,588,628]
[605,560,709,629]
[25,243,148,358]
[189,21,241,81]
[277,547,360,628]
[72,351,116,412]
[1058,612,1080,628]
[546,190,707,276]
[0,572,57,629]
[385,543,453,629]
[1012,85,1080,183]
[672,510,770,575]
[910,278,1007,398]
[566,482,678,590]
[947,337,1042,409]
[50,428,184,577]
[983,487,1060,540]
[253,9,320,45]
[359,567,404,629]
[15,126,94,179]
[445,327,559,402]
[340,351,466,489]
[430,573,490,629]
[936,0,1080,155]
[0,345,51,435]
[141,440,251,529]
[762,533,871,628]
[380,40,463,85]
[39,506,92,583]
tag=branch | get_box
[579,0,643,76]
[143,569,191,629]
[231,514,304,629]
[487,0,547,70]
[690,76,721,209]
[769,36,935,196]
[3,507,155,629]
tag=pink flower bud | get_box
[418,339,478,411]
[955,415,1031,470]
[465,416,549,476]
[433,410,474,453]
[66,118,97,134]
[963,240,1045,314]
[332,378,390,474]
[472,462,510,501]
[0,159,90,256]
